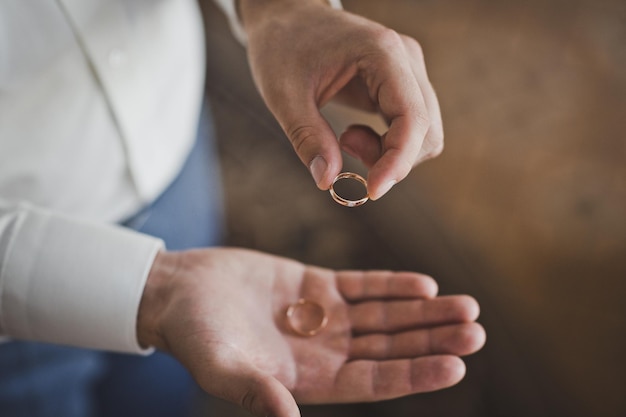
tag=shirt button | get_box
[107,48,126,68]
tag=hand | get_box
[239,0,444,200]
[138,248,485,417]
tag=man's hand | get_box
[239,0,444,200]
[138,248,485,417]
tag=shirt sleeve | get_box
[0,200,162,354]
[212,0,343,45]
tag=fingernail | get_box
[373,180,396,200]
[309,156,328,187]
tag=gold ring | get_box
[285,299,328,337]
[329,172,369,207]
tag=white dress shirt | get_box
[0,0,341,354]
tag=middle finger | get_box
[349,322,486,360]
[349,295,479,334]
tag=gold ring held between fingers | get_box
[329,172,369,207]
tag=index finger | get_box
[337,270,438,301]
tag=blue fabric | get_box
[0,107,224,417]
[0,343,103,417]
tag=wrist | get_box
[137,250,181,351]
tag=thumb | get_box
[276,104,343,190]
[205,360,301,417]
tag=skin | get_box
[239,0,444,200]
[137,2,478,416]
[138,248,485,417]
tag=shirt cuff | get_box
[213,0,344,46]
[0,203,162,354]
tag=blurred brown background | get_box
[199,0,626,416]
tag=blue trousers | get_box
[0,109,224,417]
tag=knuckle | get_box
[403,36,424,61]
[288,124,317,155]
[374,27,404,51]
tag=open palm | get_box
[139,248,485,417]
